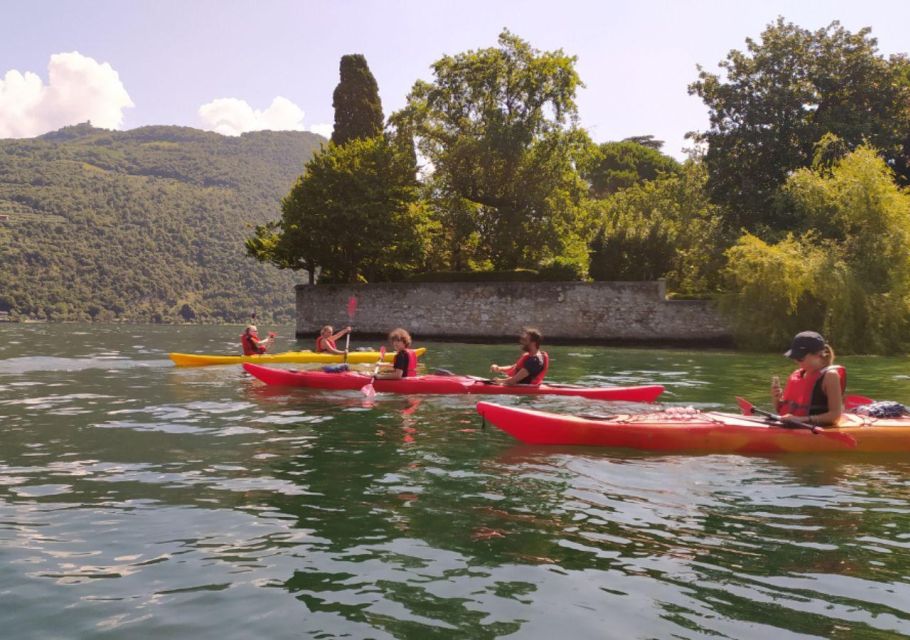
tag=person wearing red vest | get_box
[490,327,549,385]
[376,328,418,379]
[240,325,275,356]
[315,325,352,355]
[772,331,845,427]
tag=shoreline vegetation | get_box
[3,20,910,353]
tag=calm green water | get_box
[1,324,909,639]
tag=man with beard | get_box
[490,328,548,385]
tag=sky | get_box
[1,0,908,158]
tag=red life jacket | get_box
[315,336,337,352]
[778,365,846,416]
[395,348,418,378]
[508,351,549,385]
[241,331,266,356]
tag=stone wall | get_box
[296,281,731,345]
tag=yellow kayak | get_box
[169,347,427,367]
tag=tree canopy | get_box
[248,135,428,283]
[723,147,910,352]
[394,30,594,271]
[689,18,910,230]
[331,54,384,146]
[584,139,681,198]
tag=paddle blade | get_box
[735,396,756,416]
[361,382,376,399]
[347,296,358,320]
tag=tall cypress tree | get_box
[331,54,384,145]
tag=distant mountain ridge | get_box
[0,124,324,322]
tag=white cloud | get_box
[198,96,306,136]
[308,122,332,139]
[0,52,133,138]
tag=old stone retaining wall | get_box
[296,281,731,345]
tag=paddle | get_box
[344,296,357,363]
[736,396,821,433]
[361,346,387,398]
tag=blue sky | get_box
[1,0,908,157]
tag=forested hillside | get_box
[0,123,323,322]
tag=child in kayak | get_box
[772,330,845,427]
[376,328,418,379]
[241,325,276,355]
[315,325,352,355]
[490,328,549,385]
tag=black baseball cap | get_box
[784,331,826,359]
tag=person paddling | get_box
[772,331,845,427]
[315,325,352,355]
[490,328,548,385]
[375,328,418,379]
[241,325,275,356]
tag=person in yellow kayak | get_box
[490,328,549,385]
[375,328,418,379]
[772,330,845,427]
[315,325,352,355]
[241,325,276,356]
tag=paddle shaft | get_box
[749,405,820,434]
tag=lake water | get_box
[1,324,908,639]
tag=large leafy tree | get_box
[584,139,681,198]
[589,162,728,293]
[689,18,910,230]
[331,54,384,145]
[248,136,427,283]
[394,30,594,270]
[249,54,426,283]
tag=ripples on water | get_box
[0,325,908,639]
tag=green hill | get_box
[0,123,323,322]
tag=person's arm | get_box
[376,352,406,379]
[771,376,783,412]
[331,326,352,342]
[490,360,519,375]
[494,367,529,385]
[806,371,843,427]
[376,367,404,380]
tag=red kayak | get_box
[475,401,910,453]
[243,364,664,402]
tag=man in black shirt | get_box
[490,328,548,385]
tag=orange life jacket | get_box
[778,365,846,416]
[315,336,337,352]
[508,351,549,385]
[241,330,266,356]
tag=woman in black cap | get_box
[771,331,845,426]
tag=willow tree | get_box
[723,147,910,353]
[394,30,595,271]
